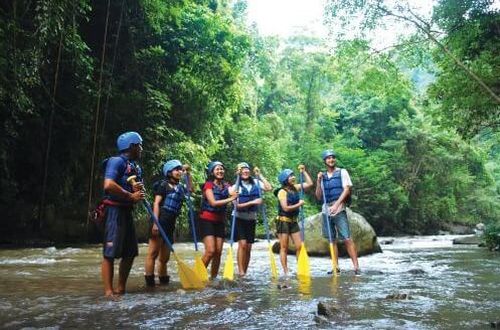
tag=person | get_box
[315,149,360,275]
[144,159,192,287]
[228,163,272,277]
[199,161,238,279]
[101,131,145,297]
[274,165,313,276]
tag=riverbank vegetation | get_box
[0,0,498,245]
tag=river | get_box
[0,235,498,329]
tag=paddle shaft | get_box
[320,179,339,273]
[183,173,199,251]
[144,200,176,253]
[320,179,334,244]
[255,174,271,242]
[229,175,241,245]
[127,176,176,253]
[299,171,306,242]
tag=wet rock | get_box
[452,235,481,245]
[475,223,485,236]
[408,268,426,275]
[317,302,340,317]
[314,315,329,325]
[272,208,382,257]
[491,320,500,328]
[385,293,412,300]
[380,238,394,245]
[442,223,475,235]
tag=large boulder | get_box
[452,235,481,245]
[272,208,382,257]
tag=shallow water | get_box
[0,235,499,329]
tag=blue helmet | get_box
[237,162,250,171]
[278,169,294,185]
[162,159,182,177]
[117,131,143,151]
[321,149,336,160]
[206,161,224,176]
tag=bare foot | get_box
[104,291,121,301]
[113,289,125,295]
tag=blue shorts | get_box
[322,210,351,241]
[103,206,138,259]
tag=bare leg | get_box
[202,235,216,267]
[290,232,303,258]
[145,237,160,276]
[344,239,359,270]
[278,233,290,275]
[243,243,252,274]
[116,257,134,294]
[210,237,224,279]
[101,257,114,297]
[158,243,169,277]
[237,239,249,276]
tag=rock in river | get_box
[273,208,382,257]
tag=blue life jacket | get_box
[161,182,185,215]
[201,181,229,214]
[277,188,300,218]
[238,182,260,212]
[322,169,343,204]
[102,155,142,204]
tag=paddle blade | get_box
[329,243,339,277]
[296,243,311,279]
[297,275,312,295]
[268,243,278,279]
[194,253,209,282]
[223,246,234,281]
[174,254,205,290]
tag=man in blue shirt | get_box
[101,131,145,297]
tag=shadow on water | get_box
[0,236,499,329]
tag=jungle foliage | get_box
[0,0,498,243]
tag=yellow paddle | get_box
[321,178,339,276]
[183,167,209,282]
[223,173,241,281]
[128,176,205,289]
[254,167,278,279]
[296,165,311,280]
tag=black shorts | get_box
[149,210,177,243]
[235,218,256,243]
[199,219,225,239]
[103,206,138,259]
[276,220,300,235]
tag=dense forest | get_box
[0,0,498,247]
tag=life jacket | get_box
[322,169,343,204]
[277,188,300,218]
[201,181,230,214]
[238,181,260,212]
[160,181,185,215]
[102,155,141,204]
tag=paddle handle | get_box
[127,176,176,253]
